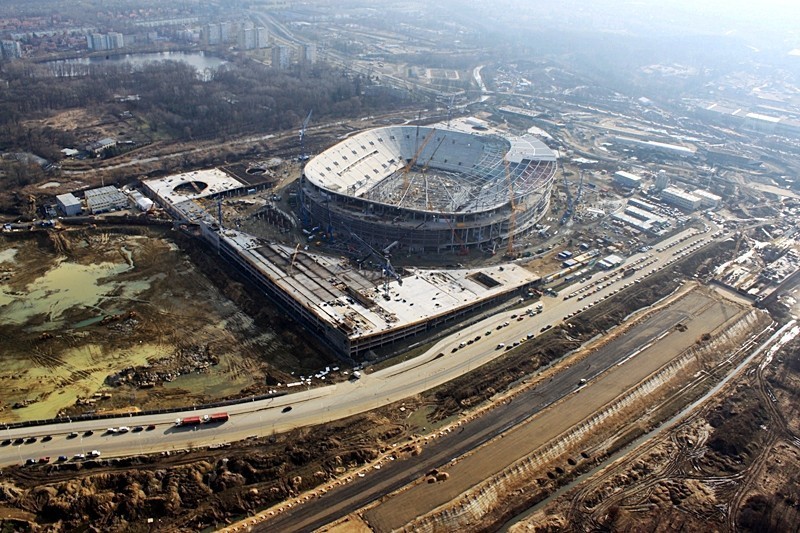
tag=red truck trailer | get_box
[174,416,202,427]
[203,412,229,424]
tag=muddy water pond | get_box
[0,231,326,423]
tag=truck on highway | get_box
[176,413,229,427]
[174,416,202,427]
[201,412,230,424]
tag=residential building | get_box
[0,40,22,60]
[300,42,317,63]
[107,32,124,49]
[256,27,269,49]
[272,45,290,68]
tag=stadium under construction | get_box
[141,120,551,359]
[300,120,558,253]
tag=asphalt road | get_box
[0,226,716,469]
[250,285,709,531]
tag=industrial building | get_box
[84,186,129,214]
[300,121,558,253]
[692,189,722,209]
[613,170,643,189]
[660,187,702,211]
[56,193,82,216]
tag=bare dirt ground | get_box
[358,285,759,531]
[510,332,800,533]
[0,227,328,423]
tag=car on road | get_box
[73,453,85,460]
[540,325,552,332]
[88,450,101,458]
[117,426,130,433]
[25,458,36,466]
[42,435,52,442]
[67,432,78,439]
[25,437,37,444]
[146,425,156,431]
[38,457,50,464]
[132,426,144,433]
[57,455,68,462]
[107,428,118,434]
[282,406,293,413]
[83,430,94,437]
[13,438,24,445]
[496,343,505,350]
[1,439,10,446]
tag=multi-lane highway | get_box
[0,225,718,468]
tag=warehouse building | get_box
[56,193,82,216]
[614,170,643,189]
[84,186,129,214]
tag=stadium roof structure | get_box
[303,124,557,215]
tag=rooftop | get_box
[143,169,246,205]
[222,229,540,341]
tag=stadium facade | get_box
[300,124,558,253]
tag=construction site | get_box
[140,118,554,359]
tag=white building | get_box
[614,170,643,189]
[256,27,269,49]
[84,186,129,214]
[238,27,256,50]
[88,33,108,51]
[56,193,82,216]
[692,189,722,209]
[107,32,125,49]
[660,187,702,211]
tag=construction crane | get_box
[575,171,585,206]
[399,128,436,205]
[560,171,573,225]
[299,109,313,161]
[346,229,402,298]
[417,136,446,210]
